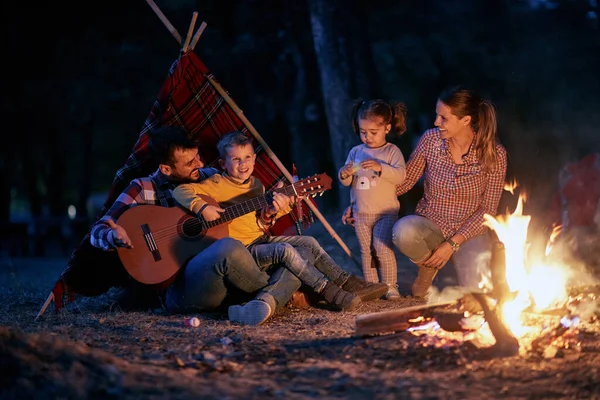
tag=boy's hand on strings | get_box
[107,219,133,248]
[361,159,382,172]
[201,205,225,222]
[265,182,293,217]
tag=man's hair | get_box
[148,125,198,166]
[217,131,253,159]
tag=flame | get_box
[503,179,518,194]
[482,191,571,338]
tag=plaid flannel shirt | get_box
[396,128,507,240]
[90,168,218,250]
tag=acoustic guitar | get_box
[116,173,332,286]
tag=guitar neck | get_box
[203,185,297,229]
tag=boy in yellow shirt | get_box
[174,131,387,325]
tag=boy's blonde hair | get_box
[217,131,254,159]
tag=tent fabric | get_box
[51,51,314,311]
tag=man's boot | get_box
[341,275,388,302]
[321,282,361,311]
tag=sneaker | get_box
[341,275,388,302]
[384,285,401,301]
[228,300,273,326]
[320,282,361,311]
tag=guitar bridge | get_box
[142,224,162,262]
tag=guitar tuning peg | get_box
[312,193,317,198]
[319,192,324,196]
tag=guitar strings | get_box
[147,179,322,243]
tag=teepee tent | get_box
[36,2,356,319]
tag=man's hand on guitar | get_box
[201,205,225,222]
[107,219,133,248]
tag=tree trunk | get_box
[308,0,376,207]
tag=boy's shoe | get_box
[341,275,388,302]
[321,282,361,311]
[384,285,402,301]
[228,300,273,326]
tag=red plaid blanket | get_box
[50,51,314,311]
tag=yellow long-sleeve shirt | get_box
[173,173,291,246]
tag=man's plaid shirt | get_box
[90,168,218,250]
[396,128,507,240]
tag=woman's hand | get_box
[341,206,355,228]
[422,242,454,270]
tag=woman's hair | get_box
[438,86,499,172]
[351,99,408,137]
[148,125,198,166]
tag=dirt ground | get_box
[1,216,599,399]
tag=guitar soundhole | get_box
[179,216,206,241]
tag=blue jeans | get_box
[164,237,298,312]
[392,215,492,291]
[248,235,351,293]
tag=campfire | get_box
[356,183,599,358]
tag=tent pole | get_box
[205,75,360,266]
[35,292,54,321]
[145,0,182,45]
[182,12,198,53]
[190,22,208,51]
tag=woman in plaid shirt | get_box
[391,86,507,298]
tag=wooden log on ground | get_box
[355,301,457,336]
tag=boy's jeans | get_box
[392,215,492,291]
[248,235,351,295]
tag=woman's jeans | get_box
[392,215,492,291]
[165,237,300,313]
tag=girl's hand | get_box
[340,162,355,179]
[341,206,355,228]
[422,242,454,270]
[201,205,225,221]
[361,159,382,172]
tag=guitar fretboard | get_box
[202,185,299,229]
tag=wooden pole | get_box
[190,22,208,50]
[35,292,54,321]
[145,0,182,45]
[182,12,198,53]
[205,74,359,266]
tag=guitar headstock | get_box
[292,173,333,198]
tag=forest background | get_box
[2,0,600,257]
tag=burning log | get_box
[530,314,580,355]
[490,236,512,304]
[471,292,519,357]
[355,301,457,336]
